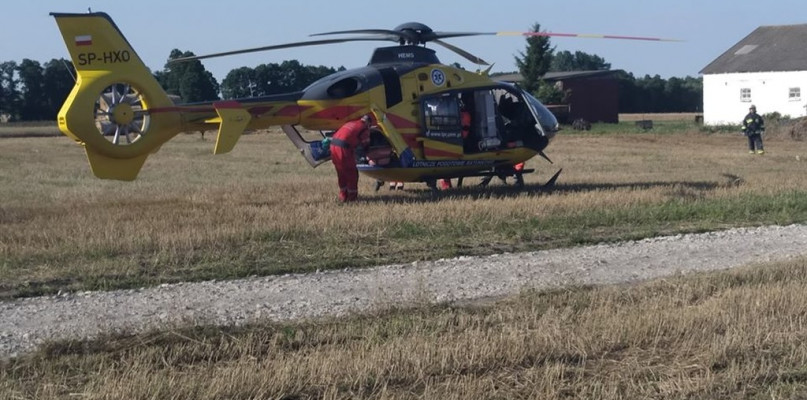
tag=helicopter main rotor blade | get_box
[429,32,496,40]
[311,28,402,37]
[497,31,683,42]
[313,27,497,45]
[310,28,410,45]
[169,37,390,62]
[433,39,489,65]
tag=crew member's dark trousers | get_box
[331,146,358,202]
[747,133,764,151]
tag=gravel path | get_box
[3,224,807,359]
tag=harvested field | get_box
[3,126,807,398]
[3,128,807,297]
[0,121,60,138]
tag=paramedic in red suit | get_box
[330,115,372,202]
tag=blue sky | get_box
[5,0,805,83]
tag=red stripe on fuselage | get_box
[147,104,310,118]
[248,106,274,115]
[149,106,215,114]
[386,112,420,130]
[309,105,365,120]
[275,104,312,117]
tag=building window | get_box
[740,88,751,102]
[789,87,801,101]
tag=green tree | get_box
[550,50,611,71]
[514,22,554,95]
[1,61,20,120]
[617,72,702,113]
[17,59,47,120]
[155,49,219,102]
[220,61,341,99]
[514,23,566,103]
[221,67,257,99]
[42,59,76,119]
[679,76,703,112]
[635,74,666,112]
[253,63,284,95]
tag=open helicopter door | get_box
[474,91,502,151]
[281,125,331,168]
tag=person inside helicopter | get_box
[476,92,534,187]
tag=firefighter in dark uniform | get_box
[330,115,372,202]
[741,105,765,154]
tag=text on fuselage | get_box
[77,50,131,66]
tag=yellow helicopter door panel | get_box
[418,138,463,159]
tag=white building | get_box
[700,24,807,125]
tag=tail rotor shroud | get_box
[94,83,151,146]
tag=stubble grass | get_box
[2,128,807,297]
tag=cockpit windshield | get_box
[521,90,559,138]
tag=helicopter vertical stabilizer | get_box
[209,102,252,155]
[51,12,182,180]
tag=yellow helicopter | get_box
[51,12,673,191]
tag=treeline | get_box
[617,72,702,113]
[0,50,342,122]
[0,59,76,121]
[510,24,703,114]
[221,61,345,98]
[0,48,700,122]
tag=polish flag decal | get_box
[75,35,92,46]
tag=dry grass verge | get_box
[0,122,61,138]
[3,257,807,399]
[619,112,702,122]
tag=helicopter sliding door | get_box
[471,90,502,151]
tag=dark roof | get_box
[700,24,807,74]
[493,70,620,82]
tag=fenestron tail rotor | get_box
[94,83,150,146]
